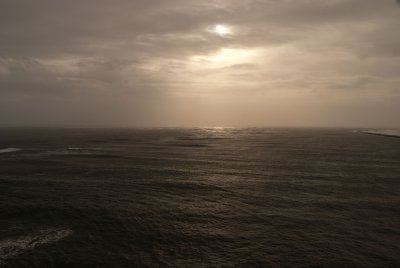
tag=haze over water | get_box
[1,128,399,267]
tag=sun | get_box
[211,24,231,36]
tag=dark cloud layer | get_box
[0,0,399,127]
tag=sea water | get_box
[0,128,399,267]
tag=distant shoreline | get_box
[359,130,400,138]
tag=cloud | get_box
[0,0,399,127]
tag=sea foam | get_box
[0,229,72,263]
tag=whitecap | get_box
[0,148,21,154]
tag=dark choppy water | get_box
[0,128,399,267]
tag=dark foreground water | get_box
[0,128,399,267]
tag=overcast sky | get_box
[0,0,399,127]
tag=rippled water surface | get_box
[0,128,399,267]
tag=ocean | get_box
[0,128,399,267]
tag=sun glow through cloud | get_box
[191,48,259,69]
[210,24,231,36]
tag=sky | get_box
[0,0,399,128]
